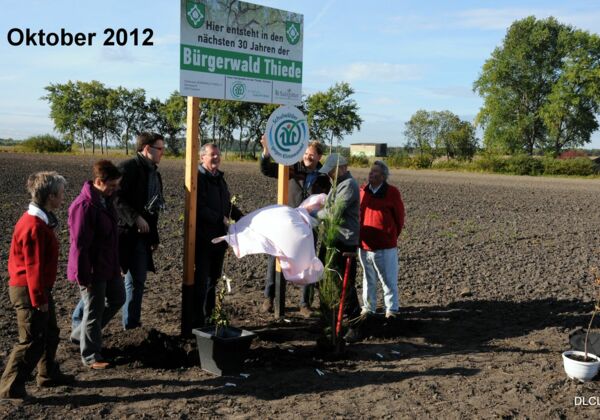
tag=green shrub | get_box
[542,157,598,176]
[348,153,370,167]
[566,157,598,176]
[20,135,69,153]
[473,154,508,173]
[432,159,471,170]
[505,155,544,175]
[541,157,562,175]
[410,154,433,169]
[385,153,412,168]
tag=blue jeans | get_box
[358,247,399,313]
[71,279,125,365]
[122,238,149,329]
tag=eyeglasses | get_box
[149,145,164,151]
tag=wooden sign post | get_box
[274,164,289,318]
[181,96,199,336]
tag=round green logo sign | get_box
[266,106,309,165]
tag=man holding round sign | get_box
[259,106,330,316]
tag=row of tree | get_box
[44,81,363,156]
[43,81,186,155]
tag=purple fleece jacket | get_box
[67,181,121,286]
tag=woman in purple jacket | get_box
[67,160,124,369]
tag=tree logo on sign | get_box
[230,81,246,99]
[266,106,308,165]
[186,1,205,28]
[273,118,306,152]
[286,22,301,45]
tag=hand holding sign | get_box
[260,134,270,157]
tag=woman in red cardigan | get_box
[0,171,73,400]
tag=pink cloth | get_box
[212,197,326,285]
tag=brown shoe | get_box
[88,361,111,370]
[260,298,274,313]
[299,306,313,318]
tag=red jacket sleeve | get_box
[23,225,48,307]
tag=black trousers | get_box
[193,243,226,328]
[263,255,313,307]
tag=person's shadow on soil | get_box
[227,366,480,400]
[27,387,218,406]
[360,297,589,353]
[28,367,480,405]
[243,297,588,365]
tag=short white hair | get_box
[27,171,67,206]
[200,143,219,157]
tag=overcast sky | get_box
[1,0,600,146]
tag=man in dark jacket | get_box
[115,132,165,330]
[195,143,243,327]
[259,135,330,316]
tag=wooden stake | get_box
[274,164,289,318]
[182,96,200,336]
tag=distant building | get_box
[350,143,387,157]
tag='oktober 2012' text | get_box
[6,28,154,47]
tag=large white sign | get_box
[180,0,303,105]
[265,106,309,165]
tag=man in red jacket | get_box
[358,160,405,318]
[0,171,72,400]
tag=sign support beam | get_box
[274,163,289,318]
[181,96,200,336]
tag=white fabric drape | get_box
[212,194,327,285]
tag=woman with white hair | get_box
[0,171,73,400]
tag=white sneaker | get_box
[360,308,373,316]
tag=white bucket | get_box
[562,350,600,382]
